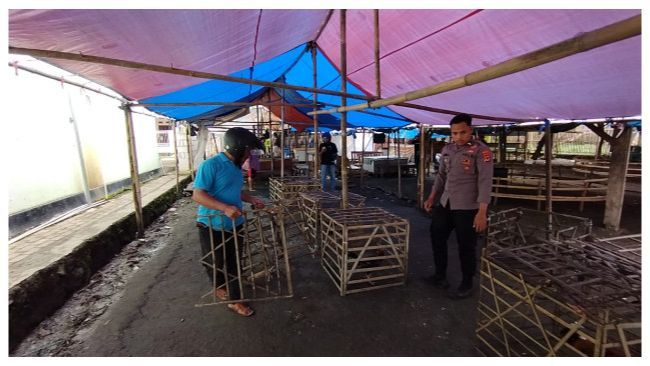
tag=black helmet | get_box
[224,127,263,167]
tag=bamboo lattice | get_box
[476,208,641,356]
[299,191,366,253]
[195,207,293,307]
[320,207,409,296]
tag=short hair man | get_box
[319,132,338,191]
[423,113,494,299]
[192,127,266,316]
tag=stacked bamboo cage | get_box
[476,208,641,356]
[268,176,322,258]
[195,207,293,307]
[299,191,366,253]
[320,207,409,296]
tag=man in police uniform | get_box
[423,113,493,299]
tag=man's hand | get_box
[473,211,488,232]
[250,197,265,209]
[423,196,434,212]
[223,205,242,220]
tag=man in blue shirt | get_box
[192,127,265,317]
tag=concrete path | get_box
[9,174,187,288]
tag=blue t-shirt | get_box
[194,153,244,230]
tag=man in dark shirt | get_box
[423,113,494,299]
[319,132,338,191]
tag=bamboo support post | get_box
[397,129,402,198]
[172,120,180,195]
[281,89,285,178]
[122,104,144,237]
[340,9,349,208]
[544,119,553,239]
[417,124,426,208]
[311,43,320,179]
[374,9,381,99]
[360,128,365,187]
[310,15,641,115]
[268,93,274,176]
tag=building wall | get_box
[7,64,161,217]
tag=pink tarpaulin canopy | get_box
[8,9,641,125]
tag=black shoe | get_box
[424,274,450,289]
[448,280,473,300]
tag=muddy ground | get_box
[11,174,641,356]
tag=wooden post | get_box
[122,104,144,238]
[374,9,381,99]
[310,14,641,115]
[268,93,274,177]
[544,119,553,238]
[281,89,285,178]
[185,122,194,180]
[172,120,179,196]
[311,43,320,180]
[417,124,425,208]
[340,9,349,208]
[397,129,402,198]
[499,127,507,163]
[360,128,365,187]
[604,126,632,230]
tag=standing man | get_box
[423,113,493,299]
[192,127,266,317]
[319,132,338,191]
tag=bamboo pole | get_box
[8,48,541,123]
[172,120,180,195]
[309,14,641,116]
[418,124,425,208]
[122,104,144,237]
[311,43,320,180]
[185,122,194,180]
[268,93,274,177]
[544,119,553,239]
[360,128,365,187]
[397,129,402,198]
[374,9,381,99]
[340,9,349,208]
[281,89,286,178]
[134,101,318,107]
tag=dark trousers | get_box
[197,223,244,299]
[429,203,478,281]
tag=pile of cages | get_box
[269,176,322,258]
[320,207,409,296]
[195,207,293,307]
[486,207,592,244]
[299,191,366,253]
[476,208,641,356]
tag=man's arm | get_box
[473,146,494,232]
[424,149,447,211]
[192,189,241,219]
[241,192,265,209]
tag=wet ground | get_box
[11,174,641,356]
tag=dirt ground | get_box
[11,174,641,356]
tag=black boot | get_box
[449,278,473,299]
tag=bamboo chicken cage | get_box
[320,207,409,296]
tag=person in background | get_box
[192,127,265,317]
[423,113,494,300]
[242,148,261,191]
[272,132,282,157]
[319,132,338,191]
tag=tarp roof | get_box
[8,9,641,126]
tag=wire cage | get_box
[477,209,641,356]
[195,207,293,307]
[320,207,409,296]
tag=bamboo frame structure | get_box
[340,9,349,208]
[478,208,641,356]
[320,207,409,296]
[195,208,293,307]
[298,191,366,253]
[310,15,641,115]
[121,104,144,237]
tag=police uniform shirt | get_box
[431,138,494,210]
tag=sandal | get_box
[227,303,255,317]
[214,288,228,301]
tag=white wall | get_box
[7,64,161,215]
